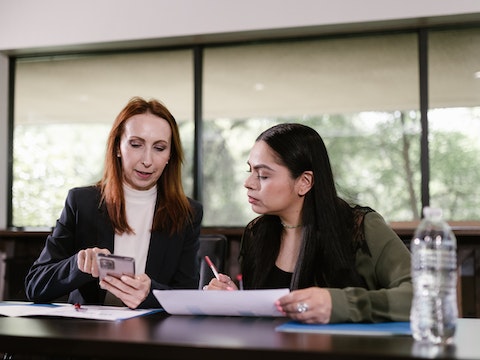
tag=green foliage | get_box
[12,124,109,227]
[11,110,480,227]
[429,131,480,220]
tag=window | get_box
[13,50,194,226]
[202,33,420,224]
[428,27,480,220]
[10,26,480,227]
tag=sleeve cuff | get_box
[328,288,350,323]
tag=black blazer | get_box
[24,186,203,308]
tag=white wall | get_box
[1,0,480,227]
[1,0,480,52]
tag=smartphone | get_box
[96,253,135,280]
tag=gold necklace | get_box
[281,222,302,229]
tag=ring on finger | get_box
[296,302,309,313]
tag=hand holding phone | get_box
[96,254,135,281]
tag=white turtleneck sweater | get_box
[114,184,157,274]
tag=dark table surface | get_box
[0,311,478,360]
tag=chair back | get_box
[197,234,227,289]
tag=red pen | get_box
[74,303,86,312]
[204,255,220,280]
[236,273,244,290]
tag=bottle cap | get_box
[423,206,443,219]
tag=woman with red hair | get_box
[25,96,203,309]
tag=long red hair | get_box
[98,96,193,235]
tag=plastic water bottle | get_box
[410,207,458,344]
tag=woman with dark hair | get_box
[205,123,412,324]
[25,96,203,309]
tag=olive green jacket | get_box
[328,211,412,323]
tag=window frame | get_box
[6,24,480,227]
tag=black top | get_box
[265,265,292,289]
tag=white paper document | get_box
[153,288,289,317]
[0,302,160,321]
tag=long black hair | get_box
[240,123,367,290]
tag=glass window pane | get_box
[429,28,480,221]
[13,50,194,227]
[203,33,420,226]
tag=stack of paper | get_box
[0,302,160,321]
[153,288,289,317]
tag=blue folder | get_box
[275,321,412,336]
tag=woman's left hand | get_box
[99,273,151,309]
[275,287,332,324]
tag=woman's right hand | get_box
[77,247,111,277]
[203,273,238,291]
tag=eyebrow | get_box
[247,161,275,171]
[154,139,169,145]
[129,136,169,145]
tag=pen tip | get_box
[204,255,213,267]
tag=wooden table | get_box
[0,312,478,360]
